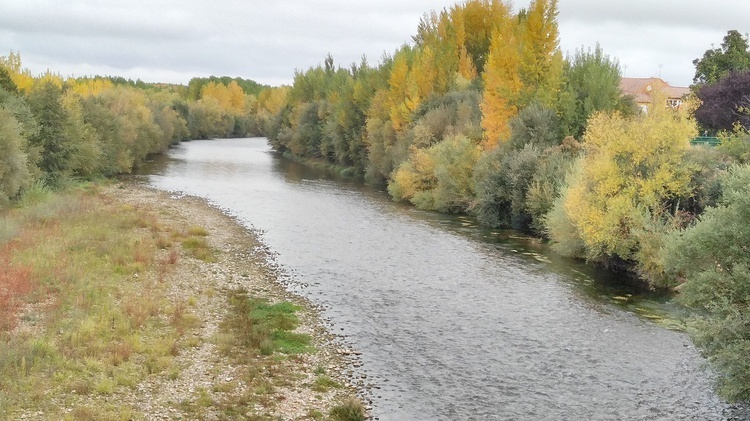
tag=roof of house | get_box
[619,77,690,103]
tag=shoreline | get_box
[3,180,367,420]
[109,180,369,419]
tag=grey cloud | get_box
[1,0,748,87]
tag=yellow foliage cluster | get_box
[71,78,114,97]
[0,51,34,92]
[389,135,480,211]
[480,0,562,149]
[480,21,521,149]
[201,80,246,115]
[389,146,437,201]
[554,105,697,260]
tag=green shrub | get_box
[329,397,366,421]
[662,164,750,401]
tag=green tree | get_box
[473,144,543,229]
[27,80,72,186]
[0,66,18,94]
[662,164,750,401]
[0,108,30,204]
[506,103,559,150]
[80,95,129,176]
[693,30,750,86]
[61,90,104,178]
[558,44,635,138]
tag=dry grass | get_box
[0,184,200,419]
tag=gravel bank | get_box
[105,181,367,420]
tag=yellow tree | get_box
[405,46,437,113]
[256,86,289,131]
[457,46,478,82]
[480,22,523,149]
[451,0,511,74]
[71,77,114,97]
[227,80,246,114]
[518,0,563,107]
[549,102,697,269]
[388,49,412,131]
[201,81,232,112]
[0,51,34,92]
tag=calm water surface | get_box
[143,138,742,420]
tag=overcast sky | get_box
[1,0,748,88]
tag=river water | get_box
[142,137,743,420]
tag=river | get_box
[141,137,744,420]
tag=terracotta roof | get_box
[667,85,690,98]
[620,77,689,104]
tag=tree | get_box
[0,108,30,204]
[694,70,750,132]
[27,80,72,186]
[662,164,750,401]
[450,0,511,75]
[506,103,560,150]
[547,103,697,276]
[0,51,34,92]
[388,134,479,212]
[473,144,543,229]
[61,90,104,178]
[517,0,563,107]
[480,21,523,149]
[0,66,18,94]
[693,30,750,86]
[387,48,414,131]
[558,44,634,138]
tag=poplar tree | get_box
[518,0,563,107]
[480,21,522,149]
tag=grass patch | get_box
[307,408,324,420]
[181,236,216,263]
[207,290,316,416]
[312,375,342,392]
[187,226,209,236]
[329,397,366,421]
[222,291,313,356]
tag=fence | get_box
[690,136,721,146]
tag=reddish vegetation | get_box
[0,258,34,332]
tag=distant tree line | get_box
[0,53,278,205]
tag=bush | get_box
[506,103,560,150]
[717,129,750,164]
[473,144,543,230]
[662,165,750,401]
[389,134,479,213]
[546,106,696,275]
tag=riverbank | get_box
[0,181,366,420]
